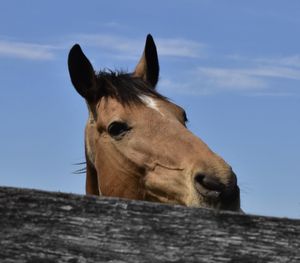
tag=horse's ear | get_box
[68,44,97,102]
[133,34,159,88]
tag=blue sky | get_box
[0,1,299,218]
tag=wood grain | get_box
[0,187,299,262]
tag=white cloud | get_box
[157,38,205,58]
[246,66,300,80]
[159,67,267,96]
[196,67,267,90]
[75,34,140,58]
[74,34,205,59]
[254,55,300,68]
[0,40,55,60]
[159,78,204,95]
[193,65,300,91]
[0,33,205,63]
[159,63,300,96]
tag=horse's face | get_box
[90,96,240,210]
[68,35,241,211]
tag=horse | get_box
[68,34,241,211]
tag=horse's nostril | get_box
[194,173,205,184]
[194,172,240,209]
[194,173,224,192]
[194,173,224,200]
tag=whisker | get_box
[72,162,86,175]
[73,162,86,166]
[73,168,86,175]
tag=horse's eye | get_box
[107,121,130,139]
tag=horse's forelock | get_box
[94,70,167,106]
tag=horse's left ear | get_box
[133,34,159,88]
[68,44,97,102]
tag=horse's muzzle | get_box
[194,172,240,211]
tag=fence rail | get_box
[0,186,299,262]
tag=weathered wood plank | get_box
[0,187,299,263]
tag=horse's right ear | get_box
[68,44,97,101]
[133,34,159,88]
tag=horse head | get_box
[68,35,240,211]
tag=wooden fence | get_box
[0,186,299,262]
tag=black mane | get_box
[95,70,167,105]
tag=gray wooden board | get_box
[0,186,299,263]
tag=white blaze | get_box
[139,95,163,115]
